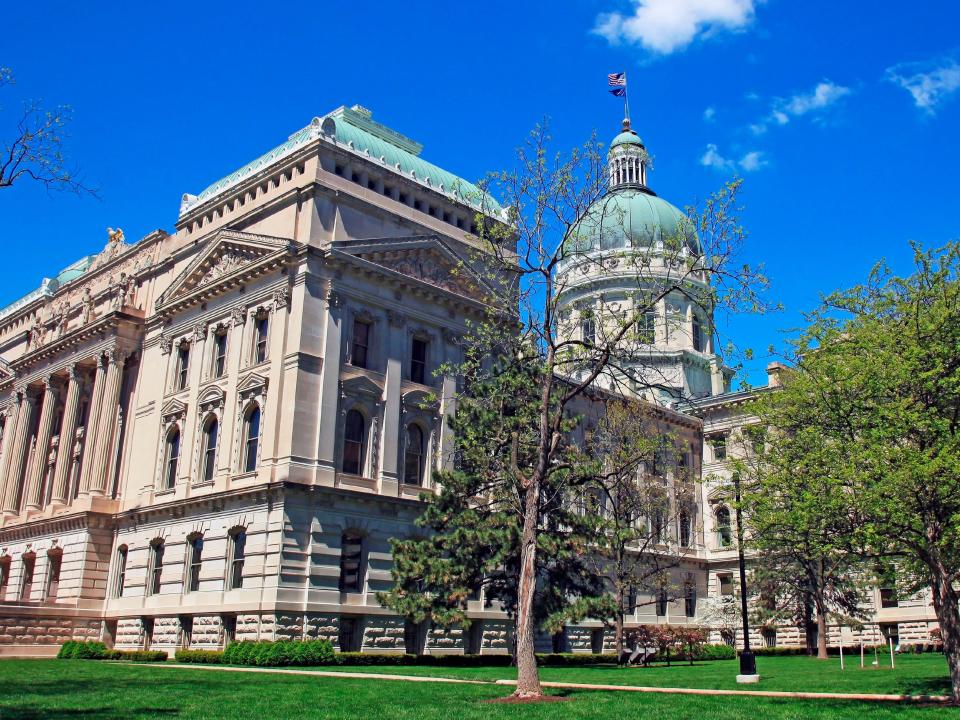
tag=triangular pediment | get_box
[332,236,493,302]
[341,374,383,399]
[160,398,187,422]
[156,230,298,311]
[237,371,269,398]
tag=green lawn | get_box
[2,658,957,720]
[322,653,953,696]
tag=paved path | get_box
[141,663,952,704]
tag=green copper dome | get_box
[610,130,644,149]
[566,188,699,255]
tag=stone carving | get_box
[159,334,173,355]
[195,247,260,289]
[27,316,45,350]
[387,310,406,328]
[272,287,290,311]
[193,323,207,342]
[81,288,95,324]
[372,250,478,297]
[369,415,380,479]
[90,227,128,271]
[326,289,341,308]
[231,305,246,326]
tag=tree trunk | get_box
[816,611,828,660]
[513,477,542,698]
[615,609,624,665]
[930,571,960,703]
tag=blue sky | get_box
[3,0,959,386]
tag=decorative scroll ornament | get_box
[272,286,290,311]
[192,323,207,342]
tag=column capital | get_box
[65,362,83,381]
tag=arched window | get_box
[163,427,180,489]
[243,406,261,473]
[403,425,425,486]
[201,417,219,482]
[45,550,62,602]
[148,540,164,595]
[341,410,366,476]
[186,534,203,593]
[226,528,246,590]
[716,506,732,547]
[114,545,128,598]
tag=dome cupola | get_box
[608,118,649,189]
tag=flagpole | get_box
[624,72,631,122]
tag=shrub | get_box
[222,639,336,667]
[692,643,736,661]
[114,650,168,662]
[57,641,109,659]
[176,649,224,664]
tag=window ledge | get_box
[154,488,175,497]
[191,481,215,489]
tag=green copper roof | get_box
[610,130,644,149]
[566,188,699,255]
[0,255,96,321]
[185,105,500,215]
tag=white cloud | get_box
[886,58,960,114]
[703,106,717,122]
[594,0,760,56]
[700,144,767,172]
[751,80,851,134]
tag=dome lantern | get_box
[608,118,649,190]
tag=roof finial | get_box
[622,117,631,133]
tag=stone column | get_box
[87,349,126,496]
[79,355,108,494]
[24,377,59,511]
[316,291,343,477]
[379,311,406,494]
[0,397,23,512]
[2,389,37,514]
[50,365,82,505]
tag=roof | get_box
[0,255,96,323]
[183,105,501,216]
[610,130,644,149]
[565,187,700,255]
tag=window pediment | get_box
[160,398,187,424]
[340,374,383,399]
[402,388,438,412]
[237,371,268,401]
[197,385,226,414]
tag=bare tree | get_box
[0,68,95,194]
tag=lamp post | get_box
[734,472,759,682]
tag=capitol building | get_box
[0,105,937,655]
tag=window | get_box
[212,331,228,378]
[254,315,269,364]
[186,535,203,593]
[712,436,727,462]
[403,425,425,486]
[720,629,735,647]
[624,585,637,614]
[0,559,10,599]
[638,309,656,344]
[201,418,219,482]
[762,627,777,648]
[341,410,366,476]
[404,619,424,656]
[222,615,237,646]
[679,509,692,547]
[880,623,900,647]
[655,589,668,617]
[163,427,180,490]
[180,616,193,648]
[410,338,428,384]
[227,529,246,590]
[650,511,665,544]
[692,315,705,352]
[176,344,190,390]
[339,617,359,652]
[339,532,363,592]
[148,541,164,595]
[243,406,261,473]
[684,584,697,617]
[20,554,35,601]
[581,316,596,345]
[716,506,733,547]
[45,552,62,601]
[718,573,734,597]
[880,587,899,609]
[351,319,371,369]
[114,546,128,598]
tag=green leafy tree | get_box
[755,241,960,699]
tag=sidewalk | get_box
[142,663,952,704]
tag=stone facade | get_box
[0,105,938,658]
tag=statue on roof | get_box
[90,227,128,270]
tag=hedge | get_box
[175,649,224,664]
[57,641,167,662]
[692,643,737,661]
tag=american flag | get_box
[608,72,626,86]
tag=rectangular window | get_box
[879,587,899,608]
[351,319,370,369]
[718,574,734,597]
[638,310,656,344]
[227,531,246,591]
[713,436,727,462]
[339,617,359,652]
[20,556,35,601]
[656,589,668,617]
[222,615,236,647]
[0,561,10,599]
[410,338,428,384]
[684,584,697,617]
[176,345,190,391]
[212,332,228,378]
[45,554,61,601]
[339,534,363,593]
[115,547,128,598]
[187,537,203,593]
[180,616,193,648]
[581,317,596,345]
[880,623,899,646]
[762,627,777,648]
[149,544,164,596]
[254,316,269,364]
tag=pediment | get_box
[160,398,187,422]
[237,371,268,399]
[341,374,383,399]
[402,388,438,412]
[156,230,298,311]
[197,385,226,413]
[333,236,493,302]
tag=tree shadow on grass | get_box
[0,707,180,720]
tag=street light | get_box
[734,471,759,683]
